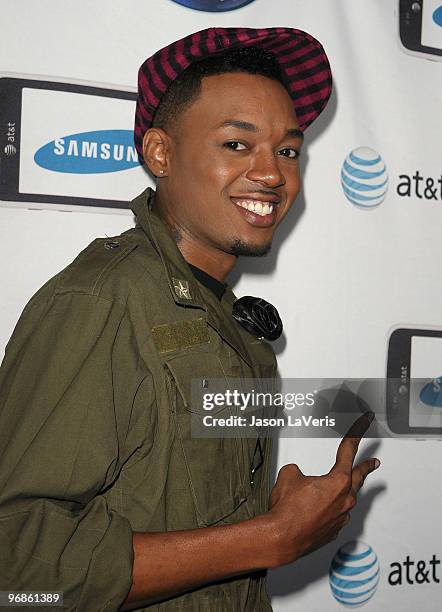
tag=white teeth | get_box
[234,199,275,216]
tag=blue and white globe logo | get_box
[329,541,380,607]
[171,0,255,11]
[4,144,16,156]
[341,147,388,208]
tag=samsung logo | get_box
[34,129,141,174]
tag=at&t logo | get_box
[341,146,442,207]
[341,147,388,208]
[4,121,16,156]
[4,144,16,156]
[329,541,380,607]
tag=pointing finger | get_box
[332,412,375,474]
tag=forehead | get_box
[181,72,298,130]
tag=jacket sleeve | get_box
[0,289,153,611]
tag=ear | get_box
[142,128,170,177]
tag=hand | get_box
[266,411,380,567]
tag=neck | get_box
[177,242,236,283]
[154,188,237,283]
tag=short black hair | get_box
[152,46,288,131]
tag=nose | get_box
[245,150,286,188]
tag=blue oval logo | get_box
[34,130,141,174]
[433,6,442,27]
[420,376,442,407]
[170,0,255,12]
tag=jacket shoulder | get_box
[53,227,160,305]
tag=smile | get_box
[231,198,275,217]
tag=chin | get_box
[229,238,272,257]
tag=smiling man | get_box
[143,66,304,271]
[0,27,380,612]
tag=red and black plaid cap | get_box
[134,26,332,158]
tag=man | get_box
[0,27,380,611]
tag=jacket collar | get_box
[130,187,207,309]
[130,187,255,367]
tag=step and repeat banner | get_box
[1,1,441,610]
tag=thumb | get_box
[276,463,303,485]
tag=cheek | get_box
[210,165,238,187]
[204,148,245,183]
[286,166,302,195]
[276,170,301,222]
[182,151,231,188]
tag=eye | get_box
[223,141,247,151]
[278,147,300,159]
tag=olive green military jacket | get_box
[0,188,277,611]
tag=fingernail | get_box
[365,411,375,421]
[374,459,381,469]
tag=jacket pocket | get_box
[163,350,251,527]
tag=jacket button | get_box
[104,240,120,249]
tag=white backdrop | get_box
[1,1,441,610]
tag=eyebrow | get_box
[219,119,304,140]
